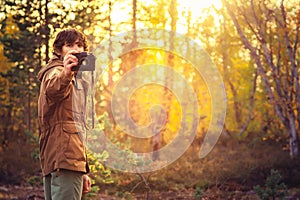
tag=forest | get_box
[0,0,299,199]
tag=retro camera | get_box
[71,52,96,71]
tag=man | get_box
[38,28,91,199]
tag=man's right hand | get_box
[63,50,80,76]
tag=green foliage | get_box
[24,129,40,161]
[91,113,153,173]
[194,186,206,199]
[87,150,114,186]
[84,150,113,198]
[116,191,134,200]
[82,185,100,200]
[27,175,43,187]
[253,169,289,200]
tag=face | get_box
[60,39,84,57]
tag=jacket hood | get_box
[38,55,63,81]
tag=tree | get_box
[223,0,299,157]
[214,6,259,136]
[0,0,43,182]
[0,0,41,137]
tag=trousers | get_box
[43,169,83,200]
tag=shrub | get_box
[253,169,289,200]
[194,186,206,199]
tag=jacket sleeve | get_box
[43,67,73,101]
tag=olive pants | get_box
[43,169,83,200]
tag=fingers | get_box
[63,54,78,67]
[82,175,91,194]
[63,50,80,66]
[63,50,80,76]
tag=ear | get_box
[53,49,61,55]
[53,50,62,60]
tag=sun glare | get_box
[109,0,223,34]
[174,0,223,35]
[178,0,223,14]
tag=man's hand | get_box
[63,50,80,76]
[82,174,91,194]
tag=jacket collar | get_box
[37,55,62,81]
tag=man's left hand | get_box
[82,174,91,194]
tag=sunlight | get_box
[176,0,223,34]
[178,0,222,14]
[108,0,223,35]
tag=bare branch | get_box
[223,0,289,127]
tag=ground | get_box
[0,184,259,200]
[1,184,300,199]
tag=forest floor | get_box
[0,184,257,200]
[2,139,300,199]
[1,184,300,199]
[0,184,286,200]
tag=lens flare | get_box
[85,28,226,173]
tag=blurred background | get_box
[0,0,299,199]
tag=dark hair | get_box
[53,28,88,53]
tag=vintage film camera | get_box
[71,51,96,71]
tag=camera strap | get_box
[91,71,95,129]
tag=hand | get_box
[82,174,91,194]
[63,50,80,76]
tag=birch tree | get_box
[223,0,299,157]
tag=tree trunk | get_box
[45,0,50,63]
[223,0,299,157]
[288,114,299,157]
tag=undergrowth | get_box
[93,135,300,198]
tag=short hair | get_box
[53,28,88,53]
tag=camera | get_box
[71,52,96,71]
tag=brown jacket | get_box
[38,55,89,176]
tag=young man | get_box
[38,28,91,199]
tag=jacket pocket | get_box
[62,123,86,161]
